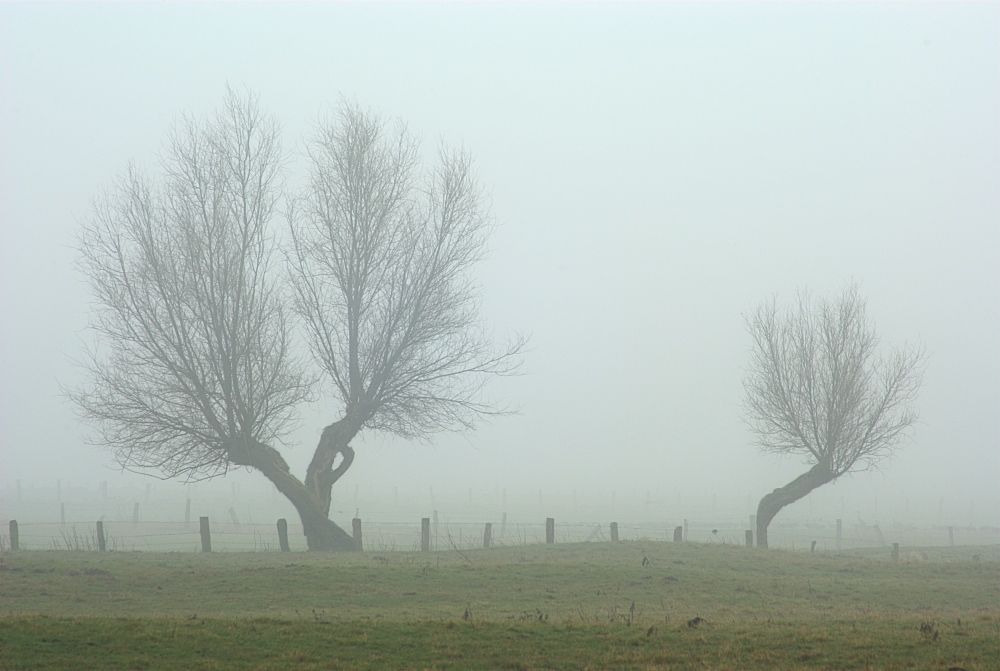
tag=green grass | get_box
[1,542,997,669]
[4,615,998,670]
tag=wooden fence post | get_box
[352,518,363,552]
[545,517,555,544]
[745,530,753,547]
[277,519,290,552]
[96,521,106,551]
[673,525,683,542]
[610,522,619,542]
[483,522,492,548]
[421,518,430,551]
[811,540,817,553]
[200,516,212,552]
[9,520,18,551]
[836,518,842,549]
[892,543,899,562]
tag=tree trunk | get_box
[230,439,357,551]
[756,461,833,548]
[305,419,359,517]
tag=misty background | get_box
[1,4,997,535]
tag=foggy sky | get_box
[1,4,997,521]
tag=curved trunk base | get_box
[230,439,358,552]
[756,462,833,548]
[300,511,357,551]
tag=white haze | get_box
[1,4,997,531]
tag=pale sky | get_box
[1,3,997,524]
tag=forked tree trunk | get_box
[305,419,359,517]
[230,439,357,551]
[756,461,834,548]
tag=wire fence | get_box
[2,515,997,554]
[3,478,998,554]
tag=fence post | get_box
[673,525,683,542]
[948,526,954,546]
[610,522,619,542]
[96,521,106,551]
[9,520,18,551]
[836,518,842,549]
[545,517,555,544]
[745,530,753,547]
[277,519,290,552]
[811,540,817,553]
[483,522,492,548]
[892,543,899,562]
[132,503,140,525]
[200,516,212,552]
[352,518,363,552]
[421,518,430,551]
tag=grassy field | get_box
[1,541,997,669]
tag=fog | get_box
[1,4,997,536]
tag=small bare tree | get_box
[742,283,925,548]
[287,103,525,549]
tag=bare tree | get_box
[70,89,360,547]
[742,283,925,548]
[74,93,524,552]
[287,103,525,549]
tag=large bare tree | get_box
[287,103,525,549]
[742,283,925,548]
[73,91,523,551]
[71,88,357,545]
